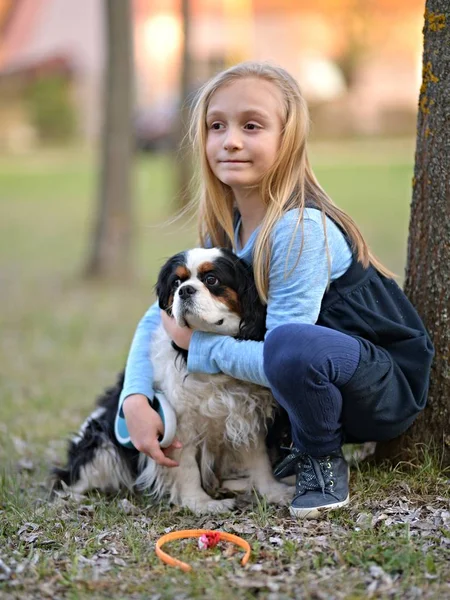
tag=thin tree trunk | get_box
[85,0,134,279]
[176,0,193,210]
[375,1,450,467]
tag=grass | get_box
[1,464,448,598]
[1,139,449,599]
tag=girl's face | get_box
[205,77,284,192]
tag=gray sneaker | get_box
[290,450,349,519]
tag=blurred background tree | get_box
[176,0,194,210]
[85,0,134,279]
[334,0,372,90]
[376,0,450,468]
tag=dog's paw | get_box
[183,496,236,515]
[221,477,251,492]
[259,482,295,506]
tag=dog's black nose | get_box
[178,285,196,298]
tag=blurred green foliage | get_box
[25,75,77,143]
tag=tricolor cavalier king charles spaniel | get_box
[53,248,293,514]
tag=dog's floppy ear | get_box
[234,259,267,342]
[155,252,186,314]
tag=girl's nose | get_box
[223,128,243,150]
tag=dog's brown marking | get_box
[216,287,241,315]
[166,292,175,315]
[175,266,190,279]
[197,262,216,275]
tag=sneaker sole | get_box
[289,495,350,519]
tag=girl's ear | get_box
[235,261,267,342]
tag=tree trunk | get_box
[85,0,134,279]
[176,0,193,210]
[375,1,450,467]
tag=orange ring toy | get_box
[155,529,251,572]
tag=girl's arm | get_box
[187,212,352,387]
[116,302,183,465]
[118,301,161,417]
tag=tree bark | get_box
[85,0,134,279]
[176,0,193,210]
[375,1,450,467]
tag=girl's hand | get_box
[122,394,182,467]
[161,310,193,350]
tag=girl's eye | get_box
[245,123,260,130]
[173,278,181,289]
[210,122,223,130]
[205,275,219,286]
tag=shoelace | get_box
[296,455,334,496]
[280,445,301,460]
[273,446,303,479]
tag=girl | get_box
[117,62,434,518]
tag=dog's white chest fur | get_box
[135,324,295,514]
[150,325,274,448]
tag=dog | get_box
[53,248,294,514]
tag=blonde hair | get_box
[189,61,393,303]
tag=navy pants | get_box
[263,324,361,456]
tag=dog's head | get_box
[156,248,266,341]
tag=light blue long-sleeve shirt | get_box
[115,208,352,446]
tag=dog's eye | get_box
[205,275,219,286]
[172,278,181,289]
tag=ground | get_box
[1,139,449,599]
